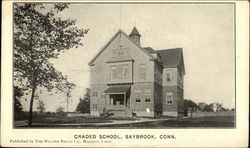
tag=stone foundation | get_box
[90,110,100,117]
[163,111,178,117]
[133,111,154,117]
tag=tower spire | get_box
[129,26,141,45]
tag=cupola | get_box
[129,26,141,45]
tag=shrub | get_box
[100,108,114,118]
[132,112,137,117]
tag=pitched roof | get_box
[129,26,141,37]
[144,47,157,54]
[104,85,131,94]
[157,48,183,68]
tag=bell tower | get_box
[129,26,141,45]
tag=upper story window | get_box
[93,103,97,109]
[166,92,173,105]
[110,66,117,79]
[145,90,151,102]
[139,64,146,80]
[122,65,129,79]
[166,72,173,82]
[134,90,141,103]
[110,65,129,79]
[92,91,98,97]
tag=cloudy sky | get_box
[21,3,235,112]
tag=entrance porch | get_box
[104,86,132,117]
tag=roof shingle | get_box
[157,48,183,68]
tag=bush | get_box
[100,108,114,118]
[132,112,137,117]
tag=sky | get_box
[20,4,235,112]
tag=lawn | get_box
[32,116,112,124]
[15,115,235,128]
[100,116,235,128]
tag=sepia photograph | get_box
[12,2,236,129]
[2,0,249,147]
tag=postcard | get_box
[1,0,249,147]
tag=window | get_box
[110,66,117,79]
[145,91,151,102]
[93,103,97,109]
[113,46,129,57]
[166,93,173,105]
[135,91,141,103]
[155,72,159,82]
[118,48,125,56]
[111,65,129,79]
[117,46,128,56]
[155,89,159,102]
[111,94,124,105]
[122,65,129,79]
[139,64,146,80]
[166,72,173,82]
[92,91,97,97]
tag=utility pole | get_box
[66,92,69,117]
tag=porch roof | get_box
[104,86,130,94]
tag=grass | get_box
[14,114,235,128]
[32,116,113,124]
[99,116,235,128]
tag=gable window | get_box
[145,90,151,102]
[113,46,129,57]
[166,92,173,105]
[122,65,129,79]
[139,64,146,80]
[135,91,141,103]
[117,46,128,56]
[118,48,125,56]
[110,66,117,79]
[166,72,173,82]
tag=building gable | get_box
[88,29,155,66]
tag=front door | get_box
[110,94,125,105]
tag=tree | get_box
[14,86,24,114]
[56,106,64,113]
[215,103,222,112]
[13,3,89,126]
[203,104,214,112]
[197,102,207,112]
[37,100,45,113]
[75,88,90,114]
